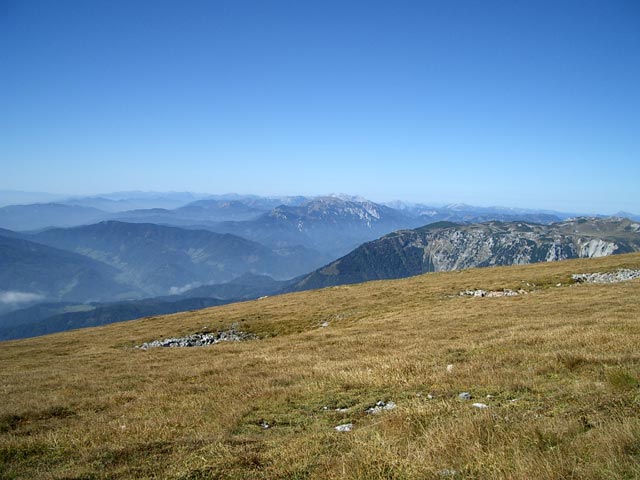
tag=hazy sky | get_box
[1,0,639,213]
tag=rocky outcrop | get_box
[137,326,255,349]
[572,269,640,284]
[291,218,640,291]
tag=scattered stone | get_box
[320,321,330,328]
[366,400,397,414]
[459,289,487,297]
[459,288,520,298]
[335,407,350,413]
[472,403,489,409]
[427,394,435,400]
[335,423,353,432]
[458,392,472,400]
[137,326,256,349]
[446,364,454,372]
[556,283,562,287]
[487,289,519,297]
[438,469,458,477]
[572,269,640,284]
[485,394,494,399]
[259,420,270,429]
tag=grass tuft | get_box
[606,368,640,390]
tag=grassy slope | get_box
[1,254,640,479]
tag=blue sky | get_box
[1,0,639,213]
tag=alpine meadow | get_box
[2,254,640,478]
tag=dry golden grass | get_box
[1,253,640,479]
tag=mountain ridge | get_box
[0,232,135,308]
[291,217,640,291]
[31,221,325,296]
[2,193,615,234]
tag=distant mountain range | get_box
[0,194,313,230]
[291,217,640,291]
[415,206,562,225]
[0,203,108,231]
[1,193,608,234]
[0,234,133,310]
[205,196,419,257]
[1,192,639,341]
[614,211,640,222]
[30,221,326,296]
[0,219,328,316]
[3,215,639,341]
[60,191,210,212]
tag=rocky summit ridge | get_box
[292,217,640,290]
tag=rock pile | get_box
[137,327,255,349]
[572,269,640,284]
[366,400,397,414]
[459,289,522,298]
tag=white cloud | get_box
[169,283,201,295]
[0,291,46,304]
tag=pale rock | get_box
[438,469,458,477]
[335,423,353,432]
[137,327,255,349]
[572,269,640,284]
[366,400,397,414]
